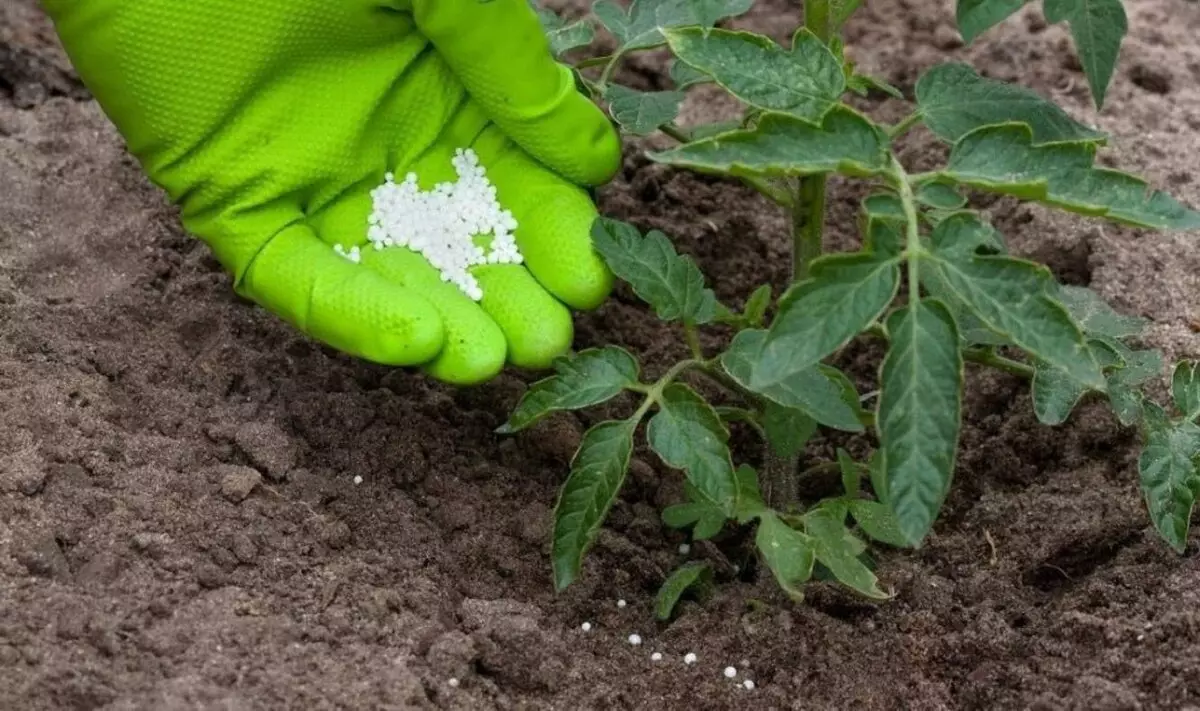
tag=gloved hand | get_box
[43,0,621,384]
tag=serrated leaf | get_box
[926,252,1104,389]
[944,123,1200,230]
[1056,285,1147,339]
[877,300,964,546]
[847,72,905,100]
[1044,0,1127,108]
[501,347,641,433]
[723,329,864,432]
[764,402,818,458]
[1107,346,1163,426]
[916,63,1104,145]
[1138,414,1200,553]
[553,420,637,590]
[917,182,968,210]
[1173,361,1200,422]
[604,85,686,135]
[670,59,711,89]
[746,253,901,391]
[756,512,817,600]
[928,211,1006,257]
[605,0,755,51]
[848,499,911,547]
[648,384,739,513]
[734,464,768,522]
[648,106,890,179]
[956,0,1028,43]
[655,562,713,620]
[664,27,844,123]
[806,508,889,598]
[1032,337,1124,425]
[591,218,718,324]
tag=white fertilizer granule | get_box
[354,148,522,301]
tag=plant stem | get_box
[887,111,924,139]
[792,177,826,281]
[597,52,624,90]
[631,358,706,421]
[684,324,704,359]
[891,155,922,300]
[964,349,1036,379]
[804,0,832,42]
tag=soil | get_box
[2,0,1200,708]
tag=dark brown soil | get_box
[3,0,1200,708]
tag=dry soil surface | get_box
[3,0,1200,709]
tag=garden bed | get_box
[2,0,1199,707]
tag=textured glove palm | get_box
[44,0,621,384]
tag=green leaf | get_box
[1173,361,1200,422]
[764,402,818,458]
[943,123,1200,230]
[655,562,713,620]
[847,72,906,100]
[926,252,1104,389]
[532,5,597,57]
[604,85,686,136]
[916,63,1104,145]
[670,59,711,89]
[599,0,755,51]
[662,500,726,539]
[648,106,891,179]
[552,420,637,590]
[848,499,911,548]
[822,365,871,427]
[647,384,739,513]
[1056,284,1146,339]
[1032,358,1092,426]
[734,464,768,522]
[867,450,888,504]
[683,119,747,141]
[664,27,844,123]
[756,512,817,601]
[1043,0,1127,108]
[956,0,1027,43]
[1107,346,1163,426]
[742,284,772,327]
[805,508,889,599]
[748,253,900,390]
[917,181,968,211]
[865,214,905,257]
[830,0,864,29]
[591,218,718,324]
[592,0,632,42]
[1138,413,1200,553]
[500,347,640,433]
[877,300,964,546]
[928,211,1006,258]
[863,194,906,221]
[723,329,864,431]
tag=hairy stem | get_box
[964,349,1036,379]
[792,177,826,281]
[631,358,707,421]
[891,155,923,300]
[888,112,924,139]
[684,324,704,359]
[764,0,835,514]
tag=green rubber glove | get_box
[42,0,621,384]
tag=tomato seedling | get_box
[509,0,1200,605]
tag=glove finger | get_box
[306,181,508,384]
[362,247,508,385]
[240,221,444,366]
[410,0,621,187]
[470,264,574,371]
[471,127,613,312]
